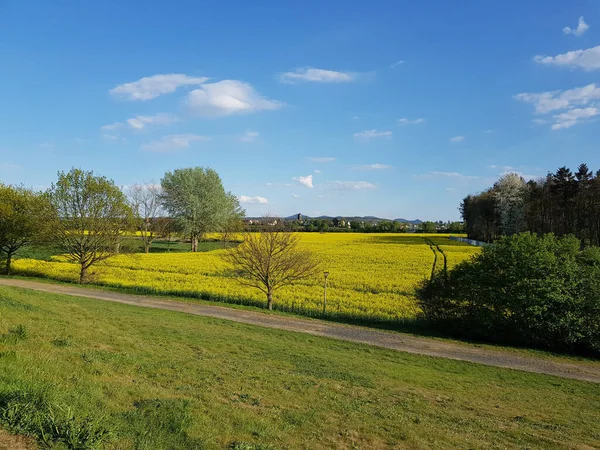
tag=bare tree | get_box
[223,229,319,310]
[127,183,167,253]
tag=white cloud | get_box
[101,122,123,131]
[238,195,268,204]
[551,107,599,130]
[279,67,354,83]
[352,115,360,120]
[515,83,600,114]
[449,136,464,142]
[397,118,425,125]
[102,133,118,141]
[74,137,85,144]
[488,165,515,171]
[140,134,209,152]
[414,171,481,181]
[292,193,300,198]
[0,163,20,169]
[240,131,260,142]
[40,142,55,149]
[390,60,404,68]
[127,113,178,130]
[265,182,292,187]
[110,74,209,101]
[186,80,282,117]
[353,163,393,170]
[325,181,376,190]
[446,187,458,193]
[516,83,600,130]
[354,129,392,140]
[563,17,589,36]
[307,157,336,163]
[534,45,600,71]
[314,169,322,174]
[293,175,314,189]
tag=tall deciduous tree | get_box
[47,168,133,283]
[160,167,244,251]
[493,173,527,236]
[0,184,51,274]
[127,183,168,253]
[223,228,319,310]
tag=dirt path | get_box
[1,277,600,383]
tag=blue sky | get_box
[1,1,599,221]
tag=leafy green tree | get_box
[0,185,52,274]
[47,169,133,283]
[417,233,600,353]
[160,167,244,252]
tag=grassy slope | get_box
[0,286,599,449]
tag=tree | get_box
[223,228,319,310]
[47,168,133,284]
[127,183,168,253]
[160,167,244,252]
[493,173,527,236]
[0,185,51,274]
[417,233,600,353]
[220,193,245,247]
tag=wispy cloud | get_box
[352,163,393,170]
[515,83,600,130]
[397,118,425,126]
[488,165,515,171]
[293,175,314,189]
[515,83,600,114]
[534,45,600,71]
[563,16,589,36]
[110,74,208,101]
[306,157,336,163]
[551,107,599,130]
[325,181,376,190]
[414,171,480,181]
[140,134,209,152]
[40,142,55,149]
[0,163,20,169]
[186,80,282,117]
[449,136,464,143]
[238,195,268,204]
[390,60,404,68]
[127,113,178,130]
[279,67,355,83]
[101,122,123,131]
[354,129,392,140]
[240,131,260,142]
[314,169,322,174]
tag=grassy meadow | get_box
[1,285,599,449]
[11,233,479,324]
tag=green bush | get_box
[417,233,600,353]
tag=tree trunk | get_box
[267,292,273,310]
[4,252,12,276]
[191,237,198,252]
[144,242,150,254]
[79,265,87,284]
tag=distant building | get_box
[297,213,302,221]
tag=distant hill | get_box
[394,218,423,225]
[277,214,424,224]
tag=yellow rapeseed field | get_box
[12,233,479,323]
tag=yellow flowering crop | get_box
[13,233,479,323]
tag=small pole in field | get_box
[323,271,329,315]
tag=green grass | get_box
[0,286,599,449]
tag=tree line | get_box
[0,167,243,282]
[461,164,600,245]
